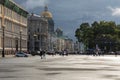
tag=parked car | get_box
[108,51,115,55]
[15,52,28,57]
[46,51,55,55]
[116,51,120,55]
[30,51,40,56]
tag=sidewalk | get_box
[0,55,15,58]
[0,54,62,64]
[0,54,62,59]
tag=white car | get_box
[15,52,28,57]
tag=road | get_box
[0,55,120,80]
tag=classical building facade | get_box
[64,38,74,53]
[0,0,28,55]
[47,27,72,52]
[41,6,55,51]
[28,14,48,52]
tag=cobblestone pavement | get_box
[0,55,120,80]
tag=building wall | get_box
[56,38,65,52]
[0,3,28,55]
[28,14,48,52]
[65,39,74,52]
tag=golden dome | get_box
[41,11,52,18]
[41,6,53,18]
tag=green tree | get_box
[75,21,120,52]
[75,23,94,49]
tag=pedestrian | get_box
[40,50,46,59]
[115,51,117,57]
[43,50,46,59]
[95,49,98,56]
[62,50,65,56]
[40,50,43,59]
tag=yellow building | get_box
[0,0,28,56]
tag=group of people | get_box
[37,50,46,59]
[58,50,68,56]
[85,49,105,56]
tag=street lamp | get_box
[20,30,22,53]
[2,6,5,58]
[15,37,19,52]
[2,25,5,57]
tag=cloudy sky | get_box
[14,0,120,41]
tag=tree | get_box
[75,23,94,49]
[75,28,81,42]
[75,21,120,52]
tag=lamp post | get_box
[2,25,5,57]
[20,30,22,53]
[2,6,5,57]
[15,37,18,52]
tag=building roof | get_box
[28,13,47,22]
[0,0,28,18]
[41,6,53,18]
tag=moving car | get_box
[15,52,28,57]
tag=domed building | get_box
[41,6,53,18]
[41,6,54,34]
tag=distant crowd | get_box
[29,49,69,59]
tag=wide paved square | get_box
[0,55,120,80]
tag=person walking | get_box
[40,50,43,59]
[42,50,46,59]
[115,51,118,57]
[40,50,46,59]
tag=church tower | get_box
[41,6,54,34]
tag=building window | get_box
[29,35,30,40]
[0,5,2,14]
[37,28,39,32]
[38,35,40,40]
[5,20,12,31]
[0,19,1,28]
[14,23,20,33]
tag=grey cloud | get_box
[14,0,49,10]
[14,0,120,40]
